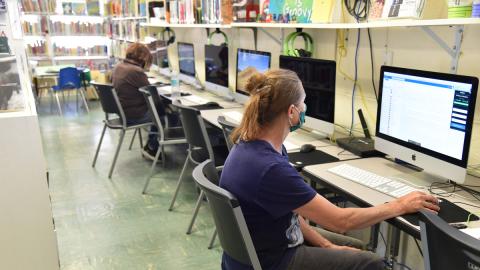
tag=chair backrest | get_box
[217,116,238,151]
[58,67,81,89]
[174,103,214,160]
[193,161,261,270]
[91,81,126,126]
[420,210,480,270]
[140,85,165,140]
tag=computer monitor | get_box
[376,66,478,183]
[280,55,336,137]
[177,42,196,85]
[204,44,229,96]
[235,48,271,103]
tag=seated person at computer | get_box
[112,43,166,160]
[220,69,440,270]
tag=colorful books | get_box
[86,0,101,16]
[264,0,313,23]
[311,0,336,23]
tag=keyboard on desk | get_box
[328,164,419,198]
[183,95,209,104]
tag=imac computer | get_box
[177,42,198,86]
[376,66,478,184]
[280,55,336,137]
[204,44,230,97]
[235,48,271,104]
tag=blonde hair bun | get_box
[245,72,268,94]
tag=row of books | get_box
[111,20,146,41]
[105,0,147,17]
[149,0,232,24]
[22,19,107,35]
[50,21,108,36]
[20,0,56,13]
[26,40,48,56]
[52,44,108,56]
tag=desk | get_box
[303,157,480,239]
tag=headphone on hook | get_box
[207,28,229,46]
[161,27,176,45]
[283,29,314,58]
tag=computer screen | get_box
[376,66,478,170]
[236,49,271,96]
[279,55,336,125]
[178,42,195,77]
[205,45,228,87]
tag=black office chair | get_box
[166,104,228,231]
[140,86,187,193]
[420,209,480,270]
[217,116,238,151]
[91,82,152,178]
[193,160,262,270]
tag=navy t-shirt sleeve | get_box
[255,162,317,219]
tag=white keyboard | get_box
[223,111,243,124]
[328,164,419,198]
[183,95,209,105]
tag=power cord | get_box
[367,28,378,101]
[414,238,423,257]
[344,0,370,22]
[349,29,361,136]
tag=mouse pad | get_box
[401,199,479,226]
[288,150,339,168]
[190,104,224,110]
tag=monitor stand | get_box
[390,159,450,187]
[179,73,203,90]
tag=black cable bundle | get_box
[344,0,370,21]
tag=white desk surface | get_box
[303,157,480,232]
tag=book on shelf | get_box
[311,0,336,23]
[149,1,167,22]
[264,0,313,23]
[139,0,147,17]
[86,0,101,16]
[232,0,259,22]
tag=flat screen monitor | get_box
[205,44,229,95]
[235,48,271,102]
[178,42,195,77]
[376,66,478,183]
[280,55,336,136]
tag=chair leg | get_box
[142,146,163,194]
[138,128,143,149]
[168,154,191,211]
[208,229,217,249]
[129,129,138,150]
[54,92,62,116]
[161,145,166,167]
[108,130,126,179]
[186,190,205,234]
[92,124,107,167]
[78,88,90,113]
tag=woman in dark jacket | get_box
[112,43,164,160]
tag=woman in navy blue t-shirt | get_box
[219,69,440,270]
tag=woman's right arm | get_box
[294,192,439,234]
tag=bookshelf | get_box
[19,0,110,65]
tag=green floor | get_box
[38,101,221,270]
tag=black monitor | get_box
[178,42,195,77]
[236,48,271,97]
[205,44,229,88]
[279,55,336,135]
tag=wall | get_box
[148,24,480,269]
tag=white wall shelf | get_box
[141,18,480,30]
[141,22,232,29]
[111,16,147,21]
[54,56,109,61]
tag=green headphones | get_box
[207,28,229,46]
[283,30,314,58]
[161,27,176,45]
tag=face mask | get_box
[289,104,306,132]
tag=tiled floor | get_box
[38,99,221,270]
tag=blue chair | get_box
[50,67,89,115]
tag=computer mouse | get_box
[205,101,219,107]
[300,144,316,153]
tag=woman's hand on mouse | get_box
[394,191,440,214]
